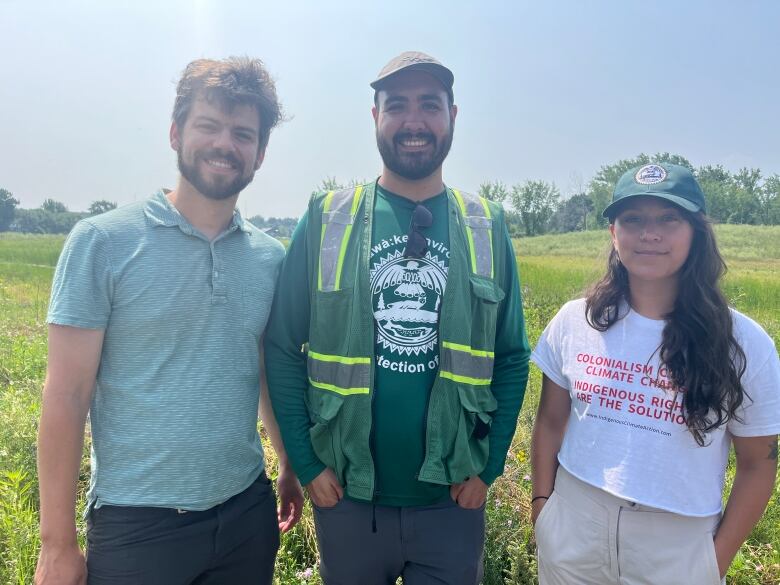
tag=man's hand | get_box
[35,541,86,585]
[306,468,343,508]
[276,464,304,533]
[450,476,488,509]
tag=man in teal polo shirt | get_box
[265,52,530,584]
[35,57,303,585]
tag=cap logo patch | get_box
[401,56,429,64]
[635,164,667,185]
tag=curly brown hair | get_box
[172,56,283,149]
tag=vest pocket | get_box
[469,276,504,352]
[307,389,347,481]
[311,288,354,353]
[447,385,498,482]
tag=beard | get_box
[177,148,255,201]
[376,126,454,181]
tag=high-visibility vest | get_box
[304,180,507,501]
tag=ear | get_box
[609,223,617,247]
[254,146,266,171]
[371,105,379,125]
[170,122,181,151]
[450,103,458,124]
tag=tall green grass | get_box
[0,230,778,584]
[515,224,780,261]
[0,234,64,268]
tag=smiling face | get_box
[372,69,456,181]
[171,96,265,201]
[610,196,694,287]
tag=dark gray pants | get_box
[86,472,279,585]
[314,497,485,585]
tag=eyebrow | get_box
[191,115,258,136]
[383,95,409,106]
[383,93,446,105]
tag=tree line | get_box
[3,153,779,236]
[479,153,780,237]
[0,195,119,234]
[0,192,298,236]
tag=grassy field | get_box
[0,227,778,584]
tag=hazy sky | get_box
[2,0,778,218]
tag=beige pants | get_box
[535,466,725,585]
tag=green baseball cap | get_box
[602,163,706,219]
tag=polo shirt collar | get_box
[144,190,252,235]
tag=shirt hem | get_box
[47,315,108,330]
[89,466,265,511]
[557,460,723,518]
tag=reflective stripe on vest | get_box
[439,341,494,386]
[307,350,370,395]
[318,186,364,292]
[451,189,494,279]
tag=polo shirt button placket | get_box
[210,242,227,305]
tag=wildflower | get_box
[296,567,315,580]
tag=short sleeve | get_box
[530,302,572,390]
[47,220,113,329]
[727,313,780,437]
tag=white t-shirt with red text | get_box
[532,299,780,517]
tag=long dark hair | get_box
[585,210,747,445]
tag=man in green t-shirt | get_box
[265,51,530,584]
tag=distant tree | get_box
[549,193,593,233]
[510,180,560,236]
[0,188,20,231]
[317,176,342,192]
[311,177,366,197]
[41,198,68,213]
[503,210,523,237]
[695,165,734,223]
[760,174,780,224]
[13,208,85,234]
[89,200,118,215]
[587,153,692,228]
[728,167,762,224]
[247,215,266,228]
[252,216,299,237]
[478,180,509,204]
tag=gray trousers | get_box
[313,497,485,585]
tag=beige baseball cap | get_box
[370,51,454,101]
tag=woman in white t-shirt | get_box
[530,163,780,585]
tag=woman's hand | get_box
[713,434,777,578]
[531,375,571,526]
[531,496,549,525]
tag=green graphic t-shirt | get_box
[371,185,450,506]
